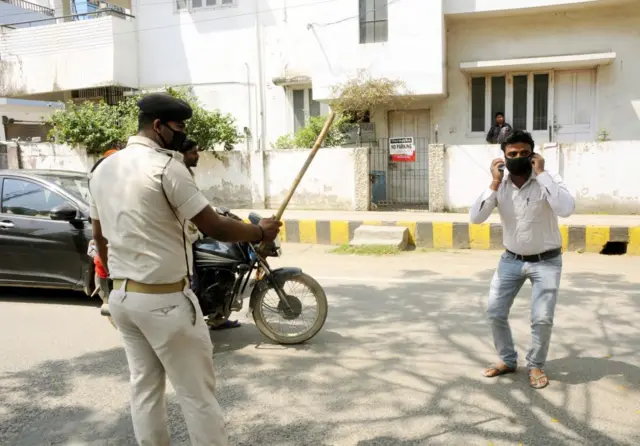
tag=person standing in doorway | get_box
[486,112,513,144]
[89,93,281,445]
[469,130,575,389]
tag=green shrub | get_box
[46,86,242,155]
[273,115,348,150]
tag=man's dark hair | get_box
[501,129,535,152]
[138,113,155,131]
[495,112,504,118]
[183,139,197,152]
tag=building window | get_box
[470,72,550,133]
[359,0,388,44]
[533,74,549,131]
[177,0,235,12]
[471,77,486,132]
[512,75,528,130]
[290,88,328,133]
[491,76,506,122]
[1,179,68,218]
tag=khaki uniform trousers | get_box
[109,280,228,446]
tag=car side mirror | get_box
[50,204,78,221]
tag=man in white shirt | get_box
[90,93,281,445]
[469,130,575,390]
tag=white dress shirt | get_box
[469,171,575,256]
[89,136,210,283]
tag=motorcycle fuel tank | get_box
[194,238,248,267]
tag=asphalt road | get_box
[1,246,639,446]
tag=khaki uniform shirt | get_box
[89,136,210,284]
[186,167,202,244]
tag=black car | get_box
[0,169,95,295]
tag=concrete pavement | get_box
[0,246,639,445]
[234,209,640,255]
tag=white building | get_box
[0,0,134,140]
[2,0,639,147]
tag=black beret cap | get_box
[137,93,193,122]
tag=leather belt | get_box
[506,248,562,263]
[112,278,188,294]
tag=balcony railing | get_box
[0,8,133,29]
[0,0,55,17]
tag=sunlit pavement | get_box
[1,245,639,445]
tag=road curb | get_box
[263,219,640,255]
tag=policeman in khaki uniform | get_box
[89,93,281,446]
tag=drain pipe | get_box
[244,62,253,150]
[255,0,266,152]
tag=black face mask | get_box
[158,123,187,151]
[506,155,533,177]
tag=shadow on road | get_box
[0,287,99,308]
[1,269,639,445]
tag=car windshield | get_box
[39,174,90,203]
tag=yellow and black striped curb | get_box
[253,219,640,255]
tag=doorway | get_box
[554,69,596,142]
[369,110,430,209]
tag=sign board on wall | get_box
[389,137,416,162]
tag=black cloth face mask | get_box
[158,123,187,151]
[506,155,533,176]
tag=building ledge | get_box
[0,97,65,111]
[272,76,311,87]
[460,52,616,73]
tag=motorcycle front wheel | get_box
[252,272,328,345]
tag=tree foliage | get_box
[46,86,242,155]
[271,115,348,150]
[272,72,411,149]
[329,70,411,122]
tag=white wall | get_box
[444,141,640,214]
[264,147,357,210]
[193,151,253,209]
[18,143,97,171]
[444,0,629,15]
[135,0,259,148]
[13,143,362,210]
[135,0,639,151]
[0,16,138,96]
[432,4,640,145]
[136,0,446,151]
[302,0,446,100]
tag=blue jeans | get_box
[487,251,563,370]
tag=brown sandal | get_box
[528,370,549,389]
[483,364,517,378]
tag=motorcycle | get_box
[98,208,329,345]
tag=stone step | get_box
[350,225,410,250]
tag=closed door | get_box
[387,110,430,205]
[0,177,84,287]
[554,70,595,142]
